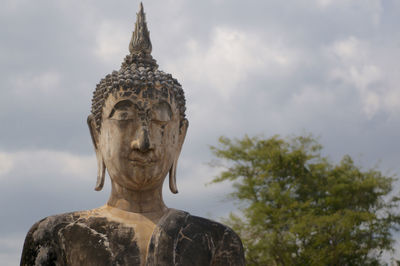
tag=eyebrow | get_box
[154,100,172,108]
[108,100,139,118]
[108,99,173,117]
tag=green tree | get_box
[210,135,400,266]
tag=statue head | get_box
[87,3,188,194]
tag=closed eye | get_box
[109,100,136,121]
[151,101,172,122]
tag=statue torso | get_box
[21,208,245,266]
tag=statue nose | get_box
[131,126,152,152]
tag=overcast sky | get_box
[1,0,400,264]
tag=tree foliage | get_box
[210,135,400,266]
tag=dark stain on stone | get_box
[21,209,245,266]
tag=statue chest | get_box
[58,220,143,266]
[21,210,245,266]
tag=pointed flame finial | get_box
[129,2,152,56]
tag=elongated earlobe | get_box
[169,119,188,194]
[95,152,106,191]
[169,160,178,194]
[87,115,106,191]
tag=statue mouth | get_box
[129,158,157,165]
[128,152,158,165]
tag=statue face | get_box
[95,88,186,191]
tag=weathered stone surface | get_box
[21,208,244,265]
[21,3,245,265]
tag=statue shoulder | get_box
[187,214,245,260]
[20,211,85,266]
[187,213,241,239]
[160,209,246,266]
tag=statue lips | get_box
[128,151,158,166]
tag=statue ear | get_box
[169,119,188,194]
[87,115,106,191]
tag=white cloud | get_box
[0,150,95,181]
[290,85,336,111]
[0,152,14,176]
[315,0,334,8]
[327,36,398,118]
[331,37,364,61]
[11,71,62,96]
[315,0,359,8]
[167,26,299,101]
[94,20,130,64]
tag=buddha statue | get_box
[20,3,245,266]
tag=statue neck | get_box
[107,181,167,214]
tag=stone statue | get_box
[20,3,245,266]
